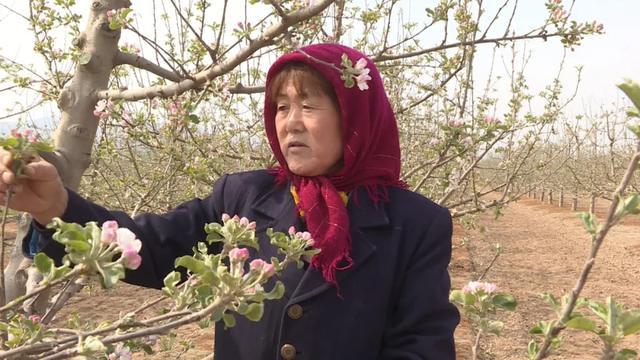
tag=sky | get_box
[0,0,638,129]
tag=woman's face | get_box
[275,80,343,177]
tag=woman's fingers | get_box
[23,160,58,181]
[1,168,16,185]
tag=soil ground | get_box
[2,194,639,359]
[453,195,640,359]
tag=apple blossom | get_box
[100,221,119,245]
[229,248,250,263]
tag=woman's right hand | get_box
[0,149,68,226]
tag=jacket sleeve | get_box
[26,174,230,289]
[378,208,460,360]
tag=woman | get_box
[1,44,459,359]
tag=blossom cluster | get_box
[10,129,38,144]
[352,58,372,91]
[93,99,115,120]
[462,281,498,294]
[288,226,315,247]
[222,213,257,230]
[100,221,143,270]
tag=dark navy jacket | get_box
[31,170,459,359]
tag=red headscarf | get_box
[264,44,405,286]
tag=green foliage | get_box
[528,295,640,359]
[450,282,516,338]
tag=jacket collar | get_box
[252,184,390,303]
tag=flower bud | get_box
[121,248,142,270]
[229,248,250,263]
[101,221,119,245]
[288,226,296,235]
[221,213,231,223]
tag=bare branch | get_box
[98,0,336,101]
[372,32,568,63]
[115,51,183,82]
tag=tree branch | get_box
[114,51,182,82]
[97,0,336,101]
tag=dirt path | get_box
[452,196,640,359]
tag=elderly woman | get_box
[1,44,459,359]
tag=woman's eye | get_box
[277,105,288,112]
[302,104,314,110]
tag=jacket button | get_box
[280,344,296,359]
[287,304,303,320]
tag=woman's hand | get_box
[0,149,68,226]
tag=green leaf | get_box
[486,320,504,336]
[619,310,640,336]
[578,212,598,235]
[63,239,92,253]
[187,114,200,124]
[565,316,597,332]
[175,255,207,274]
[492,294,517,311]
[527,340,539,359]
[162,271,182,297]
[78,52,91,65]
[264,281,285,300]
[616,349,638,360]
[98,263,125,289]
[222,313,236,328]
[587,300,609,322]
[243,302,264,322]
[623,194,640,215]
[618,79,640,114]
[33,253,53,276]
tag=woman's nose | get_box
[285,107,304,132]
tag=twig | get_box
[114,52,182,83]
[0,188,12,307]
[472,329,483,360]
[534,141,640,359]
[97,0,337,101]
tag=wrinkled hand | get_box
[0,149,68,225]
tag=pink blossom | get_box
[28,315,41,323]
[353,58,372,91]
[10,129,21,138]
[27,133,38,144]
[248,221,257,230]
[229,248,250,262]
[262,263,275,278]
[169,100,181,116]
[288,226,296,235]
[116,228,142,269]
[484,115,501,125]
[250,259,275,277]
[93,99,113,119]
[121,248,142,270]
[428,138,441,146]
[354,58,368,72]
[462,281,498,294]
[250,259,267,272]
[221,213,231,222]
[108,343,132,360]
[101,220,119,245]
[239,217,250,226]
[448,119,464,127]
[106,10,116,22]
[355,69,372,91]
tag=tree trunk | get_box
[4,0,130,308]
